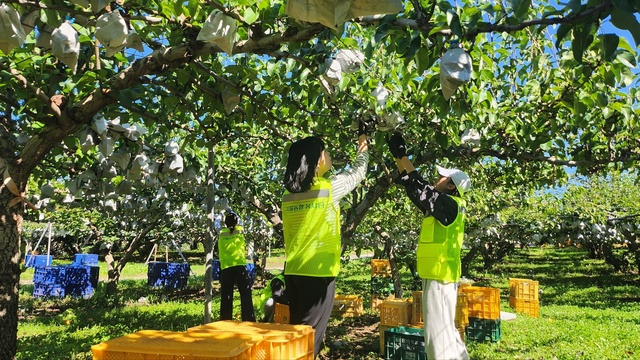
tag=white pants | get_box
[423,279,469,360]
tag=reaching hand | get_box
[357,115,376,137]
[387,131,407,158]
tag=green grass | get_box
[16,247,640,359]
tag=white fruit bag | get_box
[95,11,128,56]
[196,10,237,55]
[285,0,352,30]
[334,49,364,73]
[347,0,404,18]
[461,128,481,146]
[440,47,472,100]
[221,87,240,115]
[371,83,389,107]
[51,21,80,73]
[126,29,144,52]
[0,4,27,54]
[324,58,342,84]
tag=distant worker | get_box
[282,119,371,357]
[218,211,255,321]
[259,273,288,322]
[387,131,471,360]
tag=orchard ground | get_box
[17,247,640,360]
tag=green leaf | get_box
[416,47,431,74]
[374,24,391,44]
[447,11,462,37]
[610,8,640,46]
[567,0,581,12]
[611,0,635,12]
[555,23,571,49]
[616,50,637,68]
[598,34,619,62]
[244,8,259,25]
[514,0,531,19]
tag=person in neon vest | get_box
[282,120,371,357]
[218,211,255,321]
[387,131,471,360]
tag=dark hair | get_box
[284,136,325,193]
[225,212,239,234]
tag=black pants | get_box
[220,265,255,321]
[285,275,336,358]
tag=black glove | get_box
[387,131,407,158]
[357,116,376,136]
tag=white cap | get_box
[436,165,471,196]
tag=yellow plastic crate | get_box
[459,286,500,320]
[509,296,540,318]
[332,295,363,317]
[274,303,290,324]
[91,330,261,360]
[188,321,314,360]
[457,326,465,342]
[411,291,423,326]
[455,292,469,328]
[509,278,539,301]
[379,299,410,327]
[370,259,392,277]
[371,294,394,311]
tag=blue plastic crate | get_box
[33,266,65,284]
[73,253,99,266]
[384,326,426,360]
[148,262,189,290]
[246,263,256,285]
[66,284,95,298]
[33,283,65,298]
[24,255,53,268]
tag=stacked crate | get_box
[188,321,315,360]
[509,278,540,317]
[370,259,394,310]
[147,262,190,290]
[411,291,423,326]
[459,286,501,342]
[379,298,421,356]
[32,265,65,297]
[32,264,100,298]
[24,255,53,268]
[332,295,363,318]
[73,253,99,266]
[455,292,469,341]
[64,264,99,298]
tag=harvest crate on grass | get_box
[187,321,315,360]
[465,317,501,343]
[459,286,500,320]
[380,299,410,327]
[24,255,52,267]
[509,296,540,317]
[509,278,539,300]
[384,326,426,360]
[332,294,363,317]
[92,329,262,360]
[371,294,394,311]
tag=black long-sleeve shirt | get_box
[396,170,459,226]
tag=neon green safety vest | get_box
[282,177,341,277]
[417,196,466,283]
[218,225,246,270]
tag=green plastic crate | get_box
[465,317,501,342]
[384,326,426,360]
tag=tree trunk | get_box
[203,148,215,323]
[0,190,21,360]
[376,225,403,298]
